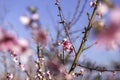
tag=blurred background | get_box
[0,0,120,80]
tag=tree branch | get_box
[83,41,97,51]
[71,0,87,26]
[77,64,120,72]
[55,1,77,54]
[68,0,100,74]
[70,0,81,25]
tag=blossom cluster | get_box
[0,27,32,54]
[20,7,48,47]
[0,27,32,79]
[59,38,73,53]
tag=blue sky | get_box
[0,0,120,68]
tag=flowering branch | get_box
[35,44,45,80]
[9,51,31,80]
[55,0,77,54]
[68,0,100,74]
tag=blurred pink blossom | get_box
[46,58,65,75]
[80,68,84,75]
[97,3,109,18]
[10,38,32,55]
[96,8,120,50]
[110,8,120,26]
[46,58,73,79]
[32,28,48,47]
[97,22,120,50]
[0,27,33,57]
[32,13,39,21]
[26,77,30,80]
[0,28,17,52]
[20,15,31,25]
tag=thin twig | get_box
[24,70,31,80]
[70,0,81,25]
[62,48,65,64]
[77,64,120,72]
[69,28,84,35]
[83,41,97,51]
[87,12,91,21]
[72,0,87,26]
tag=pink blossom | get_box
[0,28,17,52]
[61,38,73,52]
[9,50,27,71]
[80,68,84,75]
[109,8,120,26]
[90,1,96,7]
[9,38,33,64]
[32,13,39,21]
[32,28,48,47]
[17,38,29,47]
[17,38,29,53]
[46,59,71,79]
[26,77,30,80]
[20,15,31,25]
[0,28,32,71]
[46,58,63,75]
[97,3,109,18]
[10,38,29,54]
[0,27,32,56]
[97,25,120,50]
